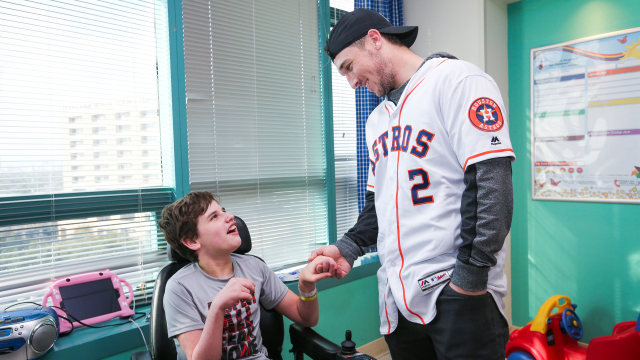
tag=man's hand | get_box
[299,256,339,288]
[448,282,487,296]
[308,245,351,279]
[209,278,256,312]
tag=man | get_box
[309,8,515,360]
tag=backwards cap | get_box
[325,8,418,60]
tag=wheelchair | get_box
[131,216,374,360]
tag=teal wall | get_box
[508,0,640,342]
[100,275,381,360]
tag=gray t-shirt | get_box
[164,254,289,360]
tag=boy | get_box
[158,191,340,360]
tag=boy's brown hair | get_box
[158,191,219,263]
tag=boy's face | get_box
[188,200,241,257]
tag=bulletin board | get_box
[531,27,640,203]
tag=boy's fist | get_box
[299,256,341,287]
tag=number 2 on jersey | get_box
[408,169,433,205]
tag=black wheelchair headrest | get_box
[167,216,252,262]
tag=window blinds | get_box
[0,0,174,306]
[329,0,359,239]
[182,0,328,268]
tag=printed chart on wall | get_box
[531,27,640,203]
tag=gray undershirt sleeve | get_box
[451,157,513,292]
[335,190,377,267]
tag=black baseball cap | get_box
[326,8,418,60]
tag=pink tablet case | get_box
[42,269,135,333]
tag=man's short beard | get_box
[369,50,396,97]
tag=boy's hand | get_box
[299,256,340,288]
[309,245,351,279]
[210,278,255,312]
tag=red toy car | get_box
[506,295,640,360]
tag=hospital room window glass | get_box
[182,0,328,269]
[0,0,175,307]
[329,0,360,241]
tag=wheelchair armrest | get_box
[131,350,152,360]
[289,324,342,360]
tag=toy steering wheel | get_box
[562,308,583,340]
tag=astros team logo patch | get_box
[468,97,504,132]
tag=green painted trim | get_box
[0,188,173,227]
[45,306,151,360]
[318,0,337,244]
[168,0,189,200]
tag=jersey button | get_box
[391,262,396,267]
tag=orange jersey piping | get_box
[463,148,514,171]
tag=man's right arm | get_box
[335,190,379,267]
[310,190,378,278]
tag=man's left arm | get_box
[450,157,513,292]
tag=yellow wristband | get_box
[299,293,317,301]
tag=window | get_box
[118,150,133,158]
[0,0,174,306]
[183,0,327,268]
[117,125,132,133]
[93,151,107,159]
[140,110,157,118]
[141,123,157,131]
[115,112,131,120]
[329,1,360,239]
[141,136,158,144]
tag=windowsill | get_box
[44,306,151,360]
[43,261,380,360]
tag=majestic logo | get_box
[418,270,451,293]
[491,136,501,145]
[468,97,504,132]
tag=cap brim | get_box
[379,25,418,48]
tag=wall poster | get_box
[531,27,640,203]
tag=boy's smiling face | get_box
[183,200,241,257]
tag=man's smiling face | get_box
[333,37,396,97]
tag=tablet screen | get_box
[58,278,121,321]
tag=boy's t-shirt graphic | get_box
[216,295,259,359]
[164,254,289,360]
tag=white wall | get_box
[404,0,485,69]
[403,0,512,324]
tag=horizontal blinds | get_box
[183,0,328,268]
[0,0,165,194]
[0,210,167,305]
[332,63,359,239]
[329,1,359,239]
[0,0,174,307]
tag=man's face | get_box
[333,40,396,97]
[191,200,241,256]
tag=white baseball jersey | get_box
[366,58,515,334]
